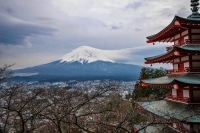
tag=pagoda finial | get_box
[191,0,199,13]
[187,0,200,19]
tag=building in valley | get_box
[135,0,200,132]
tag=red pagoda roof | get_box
[137,100,200,123]
[147,16,200,43]
[142,73,200,86]
[145,45,200,64]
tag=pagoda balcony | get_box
[166,69,186,74]
[185,67,200,72]
[165,94,190,104]
[166,67,200,74]
[185,39,200,44]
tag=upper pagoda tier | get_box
[145,44,200,64]
[146,16,200,43]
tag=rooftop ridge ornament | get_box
[187,0,200,19]
[191,0,199,12]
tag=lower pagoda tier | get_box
[145,44,200,65]
[142,74,200,104]
[137,100,200,133]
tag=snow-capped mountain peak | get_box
[60,45,169,67]
[60,46,115,63]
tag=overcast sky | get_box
[0,0,191,69]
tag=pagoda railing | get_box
[166,69,184,74]
[193,97,200,103]
[185,67,200,72]
[166,67,200,74]
[168,39,200,49]
[185,39,200,44]
[165,94,190,103]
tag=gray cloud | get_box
[0,0,192,69]
[159,8,174,17]
[134,28,142,32]
[177,7,191,17]
[125,2,143,10]
[0,14,56,45]
[3,6,14,14]
[111,25,122,30]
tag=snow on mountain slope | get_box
[60,45,171,68]
[60,46,131,64]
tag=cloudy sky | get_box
[0,0,191,69]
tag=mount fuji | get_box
[60,46,116,63]
[11,46,144,82]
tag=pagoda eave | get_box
[144,52,178,64]
[145,45,200,64]
[142,74,200,86]
[147,26,185,43]
[147,16,200,43]
[137,100,200,123]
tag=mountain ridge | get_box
[10,45,145,82]
[59,45,142,64]
[12,60,142,82]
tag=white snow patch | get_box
[60,46,117,63]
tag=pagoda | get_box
[135,0,200,132]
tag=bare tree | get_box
[0,64,13,82]
[38,81,134,133]
[0,66,136,133]
[0,84,53,133]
